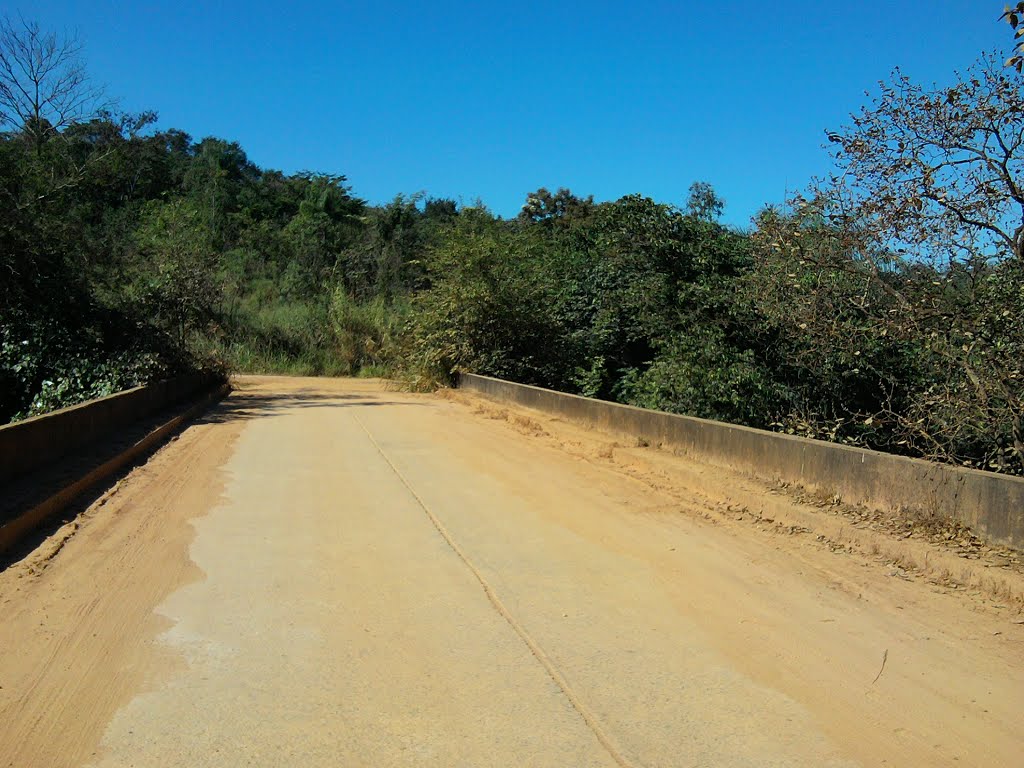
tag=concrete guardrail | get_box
[0,373,221,485]
[0,381,229,555]
[459,373,1024,551]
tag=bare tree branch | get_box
[0,16,109,152]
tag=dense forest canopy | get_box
[1,13,1022,476]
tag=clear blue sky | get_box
[19,1,1010,226]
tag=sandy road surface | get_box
[1,376,1022,767]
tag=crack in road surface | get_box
[352,411,637,768]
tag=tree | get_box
[518,187,595,226]
[824,53,1024,266]
[279,176,364,300]
[183,137,258,246]
[751,53,1024,472]
[423,197,458,222]
[685,181,725,222]
[0,16,106,154]
[0,20,126,308]
[1001,3,1024,71]
[572,194,751,400]
[413,207,575,387]
[369,194,425,299]
[132,199,220,344]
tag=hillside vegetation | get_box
[1,19,1021,476]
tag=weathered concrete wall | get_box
[0,382,230,555]
[459,373,1024,551]
[0,373,218,484]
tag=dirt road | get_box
[1,376,1022,767]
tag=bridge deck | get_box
[1,376,1021,767]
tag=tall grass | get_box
[329,289,411,376]
[198,286,412,378]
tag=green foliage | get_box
[330,290,410,375]
[751,198,1024,472]
[131,199,220,342]
[518,187,595,227]
[576,194,751,398]
[3,16,1020,479]
[685,181,725,223]
[210,294,337,376]
[411,208,577,387]
[626,329,787,428]
[409,192,759,413]
[1,310,177,421]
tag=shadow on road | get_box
[195,390,428,426]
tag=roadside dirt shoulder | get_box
[0,412,243,768]
[435,388,1024,766]
[442,388,1024,619]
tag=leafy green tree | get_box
[627,327,786,427]
[370,194,426,299]
[183,137,259,246]
[412,207,576,386]
[578,194,748,396]
[132,199,220,344]
[685,181,725,222]
[518,187,595,227]
[423,197,458,223]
